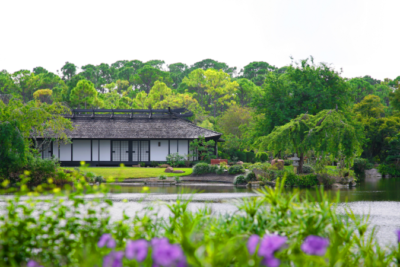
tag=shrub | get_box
[139,162,145,167]
[208,164,218,173]
[245,172,256,181]
[318,173,335,187]
[283,172,318,187]
[166,153,185,167]
[284,160,293,166]
[151,161,159,167]
[228,165,245,175]
[174,176,180,183]
[233,175,246,185]
[242,163,251,169]
[192,163,210,175]
[216,167,225,175]
[158,175,167,180]
[301,164,314,174]
[248,162,271,172]
[255,152,269,162]
[246,151,256,163]
[352,158,370,180]
[378,164,400,177]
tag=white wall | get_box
[60,143,71,161]
[178,140,188,157]
[100,140,111,161]
[150,140,169,161]
[92,140,99,161]
[52,141,59,159]
[73,140,91,161]
[170,140,177,154]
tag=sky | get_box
[1,0,399,80]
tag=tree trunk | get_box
[298,152,305,174]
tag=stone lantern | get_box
[290,153,300,174]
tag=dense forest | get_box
[1,57,400,170]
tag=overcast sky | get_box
[1,0,399,80]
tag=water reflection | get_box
[107,178,400,202]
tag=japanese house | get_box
[38,108,222,166]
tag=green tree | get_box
[132,65,172,94]
[189,135,216,161]
[389,82,400,111]
[190,59,237,76]
[353,95,385,118]
[168,62,189,89]
[182,68,238,116]
[235,78,260,106]
[239,61,277,86]
[70,80,98,108]
[0,120,26,176]
[33,67,48,75]
[61,62,77,81]
[255,109,363,173]
[348,77,375,103]
[253,58,352,135]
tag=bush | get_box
[245,171,256,181]
[233,175,246,185]
[216,167,225,175]
[378,164,400,177]
[255,152,269,162]
[139,162,145,167]
[242,163,251,169]
[246,151,256,163]
[208,164,218,174]
[284,160,293,166]
[318,173,335,187]
[166,153,185,167]
[352,158,371,180]
[192,163,210,175]
[248,162,271,172]
[158,175,167,180]
[301,164,314,174]
[174,176,180,183]
[283,172,318,187]
[151,161,159,167]
[228,165,245,175]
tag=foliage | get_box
[0,175,398,266]
[284,160,293,166]
[189,136,215,162]
[0,121,26,176]
[255,152,269,162]
[139,162,145,167]
[228,165,245,175]
[352,158,372,180]
[192,163,211,175]
[245,171,256,181]
[353,94,385,118]
[158,175,167,180]
[65,167,192,178]
[70,80,99,108]
[233,175,246,185]
[378,164,400,177]
[255,109,363,173]
[252,58,352,135]
[215,167,225,175]
[166,152,185,167]
[302,164,315,174]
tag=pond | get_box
[105,178,400,247]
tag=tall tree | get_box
[235,78,261,106]
[168,62,189,89]
[182,69,238,116]
[132,65,172,94]
[190,59,237,76]
[255,109,363,173]
[144,60,165,70]
[70,80,98,108]
[253,58,352,135]
[240,61,277,86]
[33,67,48,75]
[348,77,375,103]
[60,62,77,81]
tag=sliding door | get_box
[112,141,129,162]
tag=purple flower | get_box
[262,256,281,267]
[103,251,124,267]
[247,235,260,255]
[258,235,287,258]
[301,235,329,256]
[396,229,400,243]
[98,233,116,249]
[126,239,148,262]
[151,238,187,267]
[27,260,43,267]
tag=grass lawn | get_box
[63,167,193,179]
